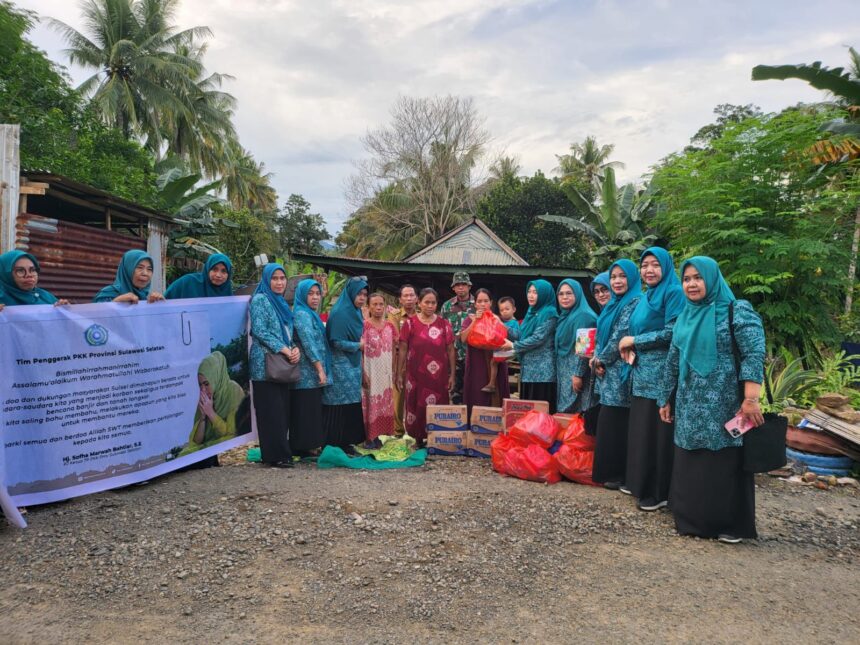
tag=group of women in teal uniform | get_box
[568,249,766,544]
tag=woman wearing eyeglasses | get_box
[0,250,70,309]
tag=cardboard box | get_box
[470,405,504,434]
[466,431,496,458]
[427,430,467,456]
[503,398,550,430]
[426,405,468,432]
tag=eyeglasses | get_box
[13,267,39,277]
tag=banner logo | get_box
[84,324,109,346]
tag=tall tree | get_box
[49,0,235,175]
[221,144,278,212]
[555,135,624,202]
[276,194,330,255]
[477,171,592,268]
[346,95,491,251]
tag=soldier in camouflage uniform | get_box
[440,271,475,404]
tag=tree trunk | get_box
[845,204,860,316]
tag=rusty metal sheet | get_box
[16,213,145,302]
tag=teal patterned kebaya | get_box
[659,300,765,451]
[594,298,639,408]
[249,293,290,382]
[515,317,558,383]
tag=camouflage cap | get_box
[451,271,472,286]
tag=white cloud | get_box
[17,0,860,235]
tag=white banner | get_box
[0,297,254,520]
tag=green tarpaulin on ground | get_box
[317,445,427,469]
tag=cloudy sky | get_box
[19,0,860,236]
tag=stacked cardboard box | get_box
[426,405,468,455]
[467,406,504,457]
[502,398,550,430]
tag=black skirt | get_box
[252,380,292,464]
[583,405,600,437]
[670,445,757,539]
[626,396,674,503]
[592,404,629,484]
[323,402,366,452]
[290,388,326,454]
[520,381,557,414]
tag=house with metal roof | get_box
[293,217,594,310]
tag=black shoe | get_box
[271,460,294,469]
[718,534,742,544]
[619,486,633,496]
[638,499,668,512]
[603,481,622,490]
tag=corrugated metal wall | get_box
[16,213,146,302]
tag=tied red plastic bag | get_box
[467,310,509,350]
[509,410,560,449]
[491,433,518,474]
[503,443,561,484]
[553,414,599,486]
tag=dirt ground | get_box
[0,452,858,644]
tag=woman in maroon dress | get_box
[460,288,511,416]
[396,288,456,445]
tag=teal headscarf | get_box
[294,278,331,375]
[555,279,597,357]
[165,253,233,299]
[629,247,685,336]
[596,259,641,358]
[590,272,611,311]
[519,279,558,341]
[254,263,294,346]
[93,250,153,302]
[326,276,368,367]
[671,256,736,381]
[0,250,58,306]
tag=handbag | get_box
[728,302,787,473]
[263,325,301,384]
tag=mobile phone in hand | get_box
[724,412,754,439]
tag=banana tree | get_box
[541,167,656,269]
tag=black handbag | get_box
[263,326,301,384]
[728,302,787,473]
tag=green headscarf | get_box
[165,253,233,299]
[0,250,58,306]
[326,276,368,367]
[555,279,597,357]
[671,256,736,381]
[198,351,245,423]
[93,250,153,302]
[520,279,558,341]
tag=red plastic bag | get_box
[491,433,519,474]
[553,413,599,486]
[503,443,561,484]
[509,410,560,448]
[467,310,509,350]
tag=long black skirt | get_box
[626,396,674,503]
[520,381,557,413]
[583,405,600,437]
[323,402,366,452]
[670,445,757,539]
[592,404,629,484]
[290,388,325,454]
[252,380,292,464]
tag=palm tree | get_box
[541,167,655,270]
[555,136,624,200]
[488,155,521,181]
[49,0,217,149]
[221,144,278,212]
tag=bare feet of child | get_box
[481,383,497,393]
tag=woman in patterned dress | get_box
[659,257,765,543]
[396,288,456,446]
[291,279,332,457]
[323,277,369,452]
[362,293,398,447]
[460,288,512,416]
[618,247,685,511]
[500,279,559,410]
[555,279,599,427]
[591,259,641,489]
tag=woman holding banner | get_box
[249,263,301,468]
[0,250,69,308]
[93,250,165,303]
[165,253,233,299]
